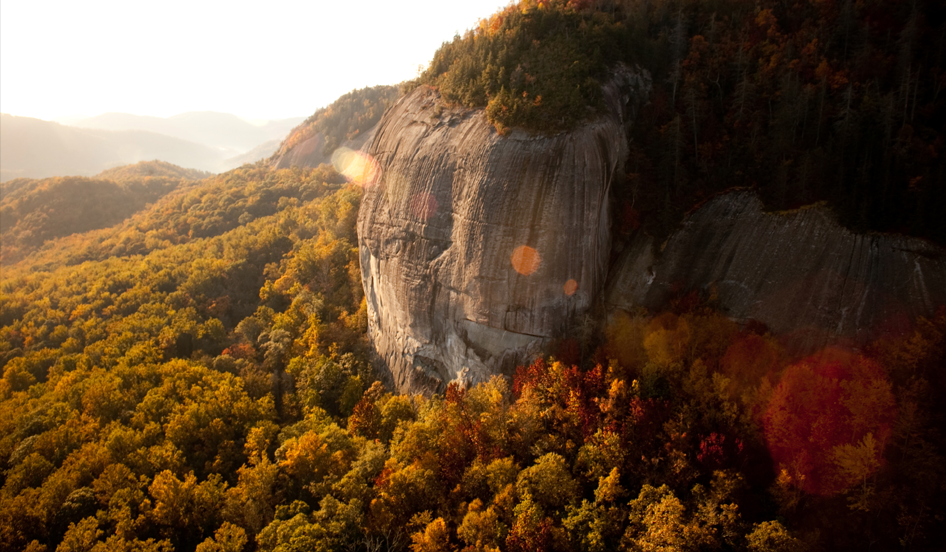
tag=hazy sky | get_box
[0,0,509,122]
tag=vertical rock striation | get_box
[358,69,651,394]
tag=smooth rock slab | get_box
[606,191,946,353]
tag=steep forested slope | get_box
[0,162,210,265]
[416,0,946,244]
[271,85,400,169]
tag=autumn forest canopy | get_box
[2,0,946,551]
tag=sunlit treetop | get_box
[416,0,637,133]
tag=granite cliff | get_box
[358,68,651,393]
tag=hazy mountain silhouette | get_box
[74,111,303,154]
[0,114,227,181]
[221,139,282,170]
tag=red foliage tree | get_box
[514,358,607,439]
[763,348,896,496]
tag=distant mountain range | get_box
[72,111,302,155]
[0,112,304,181]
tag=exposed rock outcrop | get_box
[358,68,651,394]
[270,127,377,170]
[606,191,946,353]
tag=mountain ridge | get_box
[74,111,304,154]
[0,114,227,180]
[0,160,208,265]
[1,112,305,181]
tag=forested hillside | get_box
[0,162,209,266]
[0,162,372,551]
[1,158,944,551]
[416,0,946,244]
[272,85,400,165]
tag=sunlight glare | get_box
[331,147,381,187]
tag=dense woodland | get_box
[416,0,946,244]
[0,162,211,266]
[3,0,946,551]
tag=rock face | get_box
[358,69,651,394]
[271,128,377,170]
[606,191,946,353]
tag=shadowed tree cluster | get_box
[416,0,945,244]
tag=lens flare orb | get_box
[564,279,578,296]
[331,147,381,187]
[511,245,541,275]
[410,192,439,221]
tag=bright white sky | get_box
[0,0,509,122]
